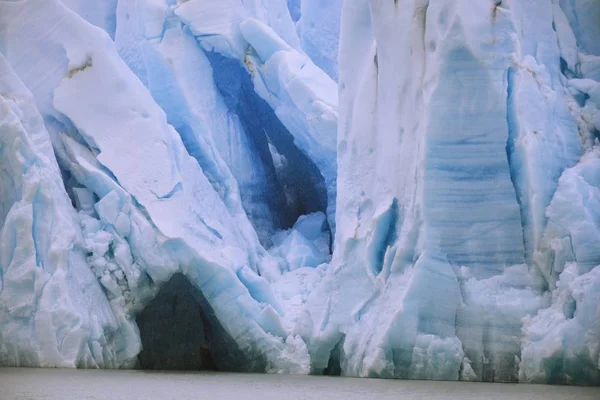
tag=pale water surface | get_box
[0,368,598,400]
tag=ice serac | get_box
[554,0,600,172]
[0,54,135,368]
[174,0,301,59]
[299,0,594,384]
[506,1,584,265]
[520,149,600,385]
[0,0,307,373]
[0,0,599,385]
[520,262,600,385]
[176,0,338,237]
[114,0,287,247]
[239,17,338,235]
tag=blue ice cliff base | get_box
[0,0,599,385]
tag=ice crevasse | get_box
[0,0,599,385]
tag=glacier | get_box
[0,0,599,386]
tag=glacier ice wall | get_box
[0,54,137,367]
[298,0,599,384]
[0,0,311,373]
[0,0,598,386]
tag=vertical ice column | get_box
[303,0,583,382]
[0,54,135,368]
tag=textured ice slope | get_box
[0,55,133,367]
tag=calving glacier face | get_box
[0,0,598,386]
[301,0,599,385]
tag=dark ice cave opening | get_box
[322,336,344,376]
[135,273,265,372]
[205,51,330,234]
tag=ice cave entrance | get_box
[135,273,218,370]
[136,273,264,372]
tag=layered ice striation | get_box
[0,0,598,386]
[299,0,598,384]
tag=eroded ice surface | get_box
[295,0,343,81]
[0,0,599,385]
[0,54,133,367]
